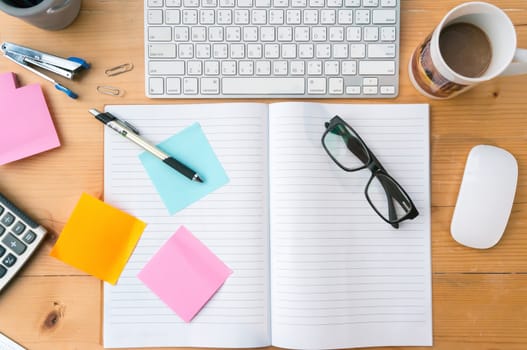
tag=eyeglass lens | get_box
[366,173,414,223]
[323,123,369,171]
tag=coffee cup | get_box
[0,0,81,30]
[409,1,527,99]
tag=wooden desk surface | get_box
[1,1,526,349]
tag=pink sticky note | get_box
[138,226,232,322]
[0,72,60,165]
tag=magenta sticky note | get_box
[138,226,232,322]
[0,72,60,165]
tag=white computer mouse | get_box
[450,145,518,249]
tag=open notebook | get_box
[103,102,432,349]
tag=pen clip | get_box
[114,117,141,135]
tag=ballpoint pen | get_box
[89,109,204,183]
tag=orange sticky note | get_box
[50,193,146,284]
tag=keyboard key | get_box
[381,0,396,6]
[368,43,396,58]
[12,222,25,236]
[346,85,361,94]
[0,266,6,279]
[149,61,185,75]
[187,61,202,75]
[329,78,344,94]
[149,77,164,94]
[372,9,396,24]
[363,77,378,86]
[308,61,322,75]
[183,77,199,94]
[255,61,271,75]
[0,225,5,237]
[219,0,235,6]
[174,27,189,41]
[359,60,395,75]
[307,78,326,94]
[148,44,177,58]
[325,61,339,75]
[273,61,288,75]
[2,253,16,267]
[222,78,305,94]
[381,26,396,41]
[201,78,220,94]
[363,26,378,41]
[345,0,360,6]
[355,9,370,24]
[147,9,163,24]
[148,0,163,6]
[290,61,304,75]
[148,27,172,41]
[363,86,378,94]
[239,61,254,75]
[380,85,396,94]
[0,206,4,216]
[1,213,15,227]
[0,245,5,257]
[2,233,27,256]
[166,10,180,24]
[166,78,182,94]
[22,231,37,244]
[350,44,366,58]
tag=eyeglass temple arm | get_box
[378,174,419,225]
[376,177,399,228]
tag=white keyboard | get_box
[145,0,399,98]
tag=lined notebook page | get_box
[103,104,271,348]
[268,103,432,349]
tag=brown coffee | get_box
[439,22,492,78]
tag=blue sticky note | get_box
[139,123,229,214]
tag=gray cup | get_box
[0,0,81,30]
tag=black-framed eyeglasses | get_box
[321,116,419,229]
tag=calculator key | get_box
[12,222,26,235]
[0,206,4,215]
[1,233,26,256]
[0,225,5,236]
[0,266,6,278]
[2,253,16,267]
[22,231,36,244]
[0,245,5,257]
[1,213,15,227]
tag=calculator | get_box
[0,192,47,293]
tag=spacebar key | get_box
[222,78,305,95]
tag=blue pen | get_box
[0,41,90,99]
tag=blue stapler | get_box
[0,41,90,99]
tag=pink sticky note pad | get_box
[0,72,60,165]
[138,226,232,322]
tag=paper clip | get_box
[97,85,124,97]
[105,63,134,77]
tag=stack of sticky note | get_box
[139,122,229,214]
[138,226,232,322]
[50,193,146,284]
[0,72,60,165]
